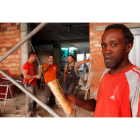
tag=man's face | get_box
[31,54,36,62]
[48,56,54,63]
[68,56,74,64]
[101,29,128,69]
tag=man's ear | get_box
[126,43,133,53]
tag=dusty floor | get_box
[0,79,94,118]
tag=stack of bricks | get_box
[0,23,21,79]
[89,23,112,98]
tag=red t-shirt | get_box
[22,62,37,85]
[93,65,140,117]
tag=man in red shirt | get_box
[22,52,41,117]
[65,24,140,117]
[42,54,58,109]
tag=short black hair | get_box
[68,55,75,60]
[105,24,134,45]
[28,52,36,58]
[48,54,54,58]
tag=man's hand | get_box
[55,93,76,108]
[35,74,41,79]
[42,63,50,72]
[55,98,61,108]
[65,93,76,105]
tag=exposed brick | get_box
[99,63,105,67]
[15,54,20,58]
[7,59,20,63]
[18,50,21,54]
[1,31,11,35]
[4,23,11,27]
[89,23,93,29]
[95,67,105,71]
[90,23,112,95]
[1,24,6,27]
[10,30,20,35]
[7,26,17,31]
[95,36,101,40]
[17,25,20,29]
[0,51,7,55]
[12,34,19,38]
[3,35,13,39]
[2,43,13,47]
[0,36,3,39]
[7,55,16,59]
[95,59,104,64]
[91,56,99,59]
[94,44,101,48]
[0,27,7,32]
[15,63,20,67]
[99,55,104,59]
[91,48,101,52]
[11,23,16,26]
[94,51,102,55]
[2,63,13,67]
[1,48,6,51]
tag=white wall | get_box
[129,28,140,67]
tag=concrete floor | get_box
[0,79,93,118]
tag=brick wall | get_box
[0,23,21,79]
[89,23,113,98]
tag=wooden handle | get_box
[48,79,74,116]
[38,65,42,76]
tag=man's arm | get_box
[65,93,96,111]
[42,64,50,72]
[80,57,90,64]
[63,65,67,83]
[63,70,66,83]
[23,70,41,79]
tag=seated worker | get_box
[42,54,58,109]
[64,55,90,94]
[65,24,140,117]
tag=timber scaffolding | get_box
[0,23,61,117]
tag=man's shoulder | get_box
[75,61,81,65]
[64,63,68,68]
[43,63,48,67]
[23,61,28,65]
[75,61,81,67]
[53,64,58,67]
[125,65,140,79]
[22,61,29,69]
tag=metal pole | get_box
[30,41,40,65]
[0,23,48,62]
[0,69,61,117]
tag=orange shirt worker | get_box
[42,54,58,108]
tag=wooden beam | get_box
[95,23,140,32]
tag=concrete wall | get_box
[53,43,61,77]
[20,23,31,74]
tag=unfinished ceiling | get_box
[31,23,89,45]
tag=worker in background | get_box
[64,55,90,94]
[65,24,140,117]
[42,54,58,109]
[22,52,41,117]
